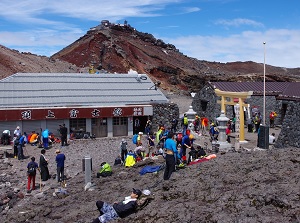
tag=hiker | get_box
[196,145,206,158]
[181,113,188,135]
[39,149,50,181]
[171,116,178,133]
[209,123,219,141]
[60,124,68,147]
[134,145,145,161]
[55,149,66,182]
[14,126,21,137]
[147,132,155,157]
[193,115,200,132]
[269,133,276,144]
[1,129,11,145]
[29,132,40,146]
[26,157,39,193]
[269,111,277,128]
[13,135,24,160]
[163,132,180,180]
[92,188,142,223]
[97,162,112,178]
[120,138,128,163]
[42,129,50,149]
[19,132,28,146]
[124,150,136,167]
[137,132,143,146]
[180,133,192,163]
[144,118,152,135]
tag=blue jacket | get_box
[56,153,66,167]
[164,138,180,159]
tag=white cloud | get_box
[165,29,300,68]
[182,7,201,13]
[215,18,264,28]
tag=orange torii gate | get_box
[215,89,253,142]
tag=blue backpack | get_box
[132,134,138,144]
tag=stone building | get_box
[0,73,178,138]
[192,82,300,148]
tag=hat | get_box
[16,126,20,129]
[121,138,125,142]
[132,188,142,197]
[55,149,61,154]
[138,132,143,135]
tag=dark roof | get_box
[209,82,300,101]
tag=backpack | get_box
[27,163,36,176]
[183,117,188,125]
[121,141,127,150]
[132,134,138,144]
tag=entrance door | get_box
[113,117,128,137]
[91,118,107,137]
[133,116,149,134]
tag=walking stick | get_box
[38,168,42,192]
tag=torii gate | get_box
[215,89,253,142]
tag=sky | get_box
[0,0,299,68]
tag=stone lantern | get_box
[216,110,232,150]
[185,105,197,123]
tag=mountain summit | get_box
[51,20,300,93]
[1,20,299,92]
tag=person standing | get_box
[171,116,178,133]
[14,126,21,137]
[55,149,66,182]
[39,149,50,181]
[120,138,128,163]
[163,133,180,180]
[144,118,152,135]
[42,129,50,149]
[60,124,68,147]
[181,114,188,135]
[147,132,155,157]
[26,157,39,193]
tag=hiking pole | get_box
[38,168,42,192]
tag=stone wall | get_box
[192,84,284,126]
[152,103,179,132]
[276,101,300,148]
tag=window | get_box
[113,117,128,126]
[92,118,107,126]
[70,118,86,132]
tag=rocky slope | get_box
[0,45,79,80]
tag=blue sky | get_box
[0,0,299,68]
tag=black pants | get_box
[164,154,176,180]
[61,135,67,146]
[121,150,128,162]
[57,166,64,182]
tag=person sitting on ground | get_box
[29,132,40,146]
[125,150,136,167]
[92,188,142,223]
[269,133,276,144]
[196,145,207,158]
[188,146,197,164]
[97,162,112,178]
[134,145,145,161]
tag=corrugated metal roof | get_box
[210,82,300,101]
[0,73,169,108]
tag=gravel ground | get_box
[0,96,299,223]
